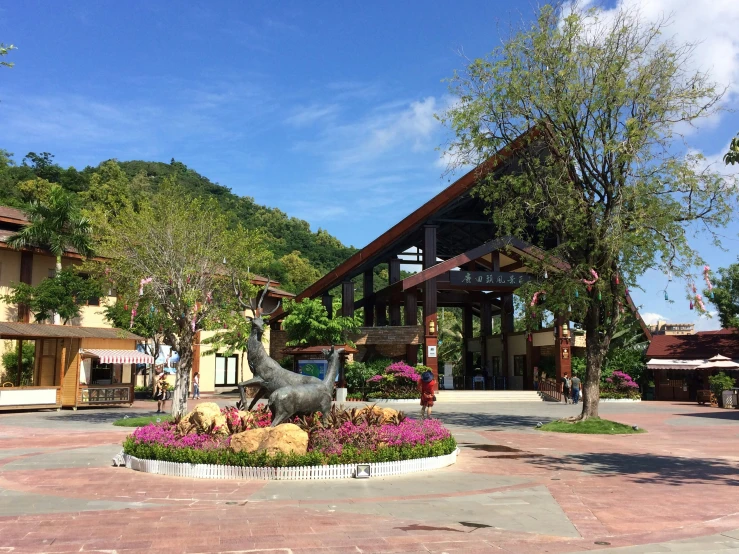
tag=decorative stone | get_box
[186,402,228,435]
[359,406,400,424]
[231,423,309,456]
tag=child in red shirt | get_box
[419,371,436,419]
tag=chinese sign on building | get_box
[449,271,533,287]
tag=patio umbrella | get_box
[695,354,739,371]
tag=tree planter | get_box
[120,448,459,480]
[599,398,641,402]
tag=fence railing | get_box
[538,380,561,402]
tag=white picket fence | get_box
[122,448,459,480]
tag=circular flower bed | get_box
[123,405,457,468]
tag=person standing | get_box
[561,373,571,404]
[192,372,200,400]
[154,372,168,413]
[571,374,581,405]
[419,371,437,419]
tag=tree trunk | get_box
[170,334,193,418]
[580,303,610,420]
[53,256,62,325]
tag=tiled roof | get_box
[0,206,28,222]
[696,328,738,335]
[0,322,142,340]
[646,331,739,360]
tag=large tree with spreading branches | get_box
[100,184,272,417]
[442,4,738,419]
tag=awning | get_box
[647,359,705,370]
[82,349,155,364]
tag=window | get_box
[48,268,56,279]
[91,361,114,384]
[215,354,238,386]
[513,355,526,377]
[491,356,501,376]
[79,273,100,306]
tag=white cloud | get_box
[640,312,666,325]
[694,311,722,331]
[285,104,340,127]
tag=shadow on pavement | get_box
[433,411,552,430]
[38,410,161,425]
[528,452,739,486]
[676,410,739,421]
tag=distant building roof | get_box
[0,322,142,340]
[0,206,28,223]
[646,331,739,360]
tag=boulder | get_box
[359,406,400,424]
[186,402,228,435]
[230,423,309,456]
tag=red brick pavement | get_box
[0,402,738,553]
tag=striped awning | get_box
[82,349,155,364]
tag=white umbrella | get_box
[695,354,739,371]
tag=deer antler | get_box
[232,275,255,319]
[257,278,270,312]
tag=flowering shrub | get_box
[219,405,272,434]
[366,361,422,399]
[601,370,640,399]
[123,406,456,467]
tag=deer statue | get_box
[234,278,323,410]
[268,345,345,426]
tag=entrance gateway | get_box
[269,134,645,392]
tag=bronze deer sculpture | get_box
[233,278,323,411]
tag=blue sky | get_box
[0,0,738,330]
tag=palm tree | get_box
[7,185,94,324]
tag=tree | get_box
[3,268,102,324]
[7,185,95,324]
[442,4,737,419]
[725,134,739,165]
[101,184,271,417]
[707,263,739,329]
[0,43,15,68]
[1,341,34,386]
[17,177,53,203]
[277,250,322,293]
[81,160,132,218]
[282,297,359,347]
[102,290,173,387]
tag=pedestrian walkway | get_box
[0,400,737,552]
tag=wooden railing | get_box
[538,380,561,402]
[78,384,134,405]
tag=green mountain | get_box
[0,151,357,293]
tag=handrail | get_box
[539,380,561,402]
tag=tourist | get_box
[192,371,200,400]
[155,372,168,413]
[419,370,436,419]
[561,373,571,404]
[571,374,581,405]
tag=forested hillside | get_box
[0,151,357,293]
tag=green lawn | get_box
[113,415,172,427]
[538,417,645,434]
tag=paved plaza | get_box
[1,399,739,553]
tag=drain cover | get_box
[594,541,611,545]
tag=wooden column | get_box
[554,315,572,382]
[422,225,439,387]
[18,252,33,323]
[388,258,401,326]
[16,339,23,387]
[375,302,388,326]
[404,289,418,365]
[500,293,514,390]
[463,304,474,389]
[480,298,492,389]
[363,270,374,327]
[322,293,333,319]
[341,281,354,319]
[491,251,500,272]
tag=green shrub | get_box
[1,341,35,385]
[709,372,736,399]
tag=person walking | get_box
[154,372,168,413]
[561,373,571,404]
[192,372,200,400]
[571,374,581,405]
[419,371,437,419]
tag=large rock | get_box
[230,423,309,456]
[359,406,400,424]
[183,402,228,435]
